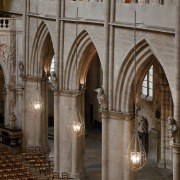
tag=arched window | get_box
[49,56,55,81]
[142,65,153,97]
[50,56,55,73]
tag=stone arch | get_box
[64,30,99,90]
[114,38,171,113]
[29,21,54,77]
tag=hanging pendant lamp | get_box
[126,10,146,171]
[68,7,85,137]
[68,107,85,136]
[30,6,44,114]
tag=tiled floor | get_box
[49,127,173,180]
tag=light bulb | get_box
[34,102,41,110]
[73,124,81,132]
[130,152,141,164]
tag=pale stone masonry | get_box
[0,0,179,180]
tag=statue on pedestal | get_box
[167,116,178,144]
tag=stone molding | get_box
[22,76,47,82]
[101,110,126,120]
[172,143,180,154]
[59,89,85,97]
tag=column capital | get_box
[101,110,125,120]
[172,143,180,154]
[59,89,84,97]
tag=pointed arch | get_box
[114,38,163,112]
[29,21,54,77]
[64,30,98,90]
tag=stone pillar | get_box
[71,95,81,179]
[60,0,65,88]
[108,0,115,110]
[172,143,180,180]
[102,110,109,180]
[55,0,60,89]
[103,0,110,109]
[124,113,135,180]
[173,1,180,180]
[16,84,24,129]
[41,78,49,149]
[59,90,84,178]
[158,85,171,168]
[102,111,128,180]
[54,90,60,171]
[72,136,80,179]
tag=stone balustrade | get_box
[0,18,16,30]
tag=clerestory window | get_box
[49,56,55,81]
[142,65,153,97]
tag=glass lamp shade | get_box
[68,109,85,137]
[30,87,44,113]
[126,133,146,171]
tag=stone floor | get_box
[48,127,173,180]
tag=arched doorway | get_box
[85,53,102,179]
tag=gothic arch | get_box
[114,38,171,113]
[29,21,54,77]
[64,30,99,90]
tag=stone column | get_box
[40,78,49,149]
[71,95,81,179]
[173,1,180,180]
[60,0,65,88]
[102,110,109,180]
[124,113,135,180]
[172,143,180,180]
[108,0,115,110]
[59,90,84,178]
[53,0,61,172]
[158,85,171,168]
[103,0,110,109]
[102,111,127,180]
[16,84,24,129]
[55,0,61,89]
[54,90,60,171]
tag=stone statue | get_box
[138,116,148,134]
[167,116,177,143]
[19,61,24,77]
[7,112,17,129]
[50,71,57,86]
[95,87,106,110]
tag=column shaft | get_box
[102,112,108,180]
[173,1,180,180]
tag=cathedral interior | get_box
[0,0,180,180]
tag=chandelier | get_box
[30,6,44,114]
[68,107,85,136]
[68,7,85,137]
[126,10,146,171]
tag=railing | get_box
[122,0,175,5]
[0,18,16,30]
[0,19,9,28]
